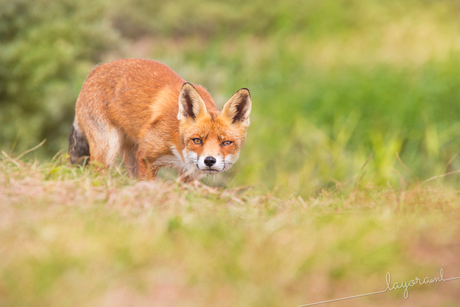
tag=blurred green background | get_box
[2,0,460,194]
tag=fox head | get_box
[177,82,251,175]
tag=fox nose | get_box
[204,156,216,167]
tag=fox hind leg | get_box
[86,125,122,168]
[69,117,122,168]
[121,139,139,177]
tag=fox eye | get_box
[192,138,202,145]
[222,140,233,146]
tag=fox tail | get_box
[68,121,90,165]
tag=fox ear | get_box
[178,83,208,122]
[221,88,251,127]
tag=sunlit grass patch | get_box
[1,159,460,306]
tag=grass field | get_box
[1,156,460,307]
[2,1,460,306]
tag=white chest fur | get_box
[154,147,185,170]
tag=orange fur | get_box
[69,59,251,182]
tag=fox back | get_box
[69,59,251,182]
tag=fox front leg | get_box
[137,151,160,180]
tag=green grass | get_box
[1,157,460,306]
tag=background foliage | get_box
[2,0,460,195]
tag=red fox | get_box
[68,59,251,183]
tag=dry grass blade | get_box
[332,174,358,194]
[421,169,460,185]
[15,139,46,160]
[396,152,418,179]
[353,152,374,190]
[2,151,21,167]
[439,153,459,176]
